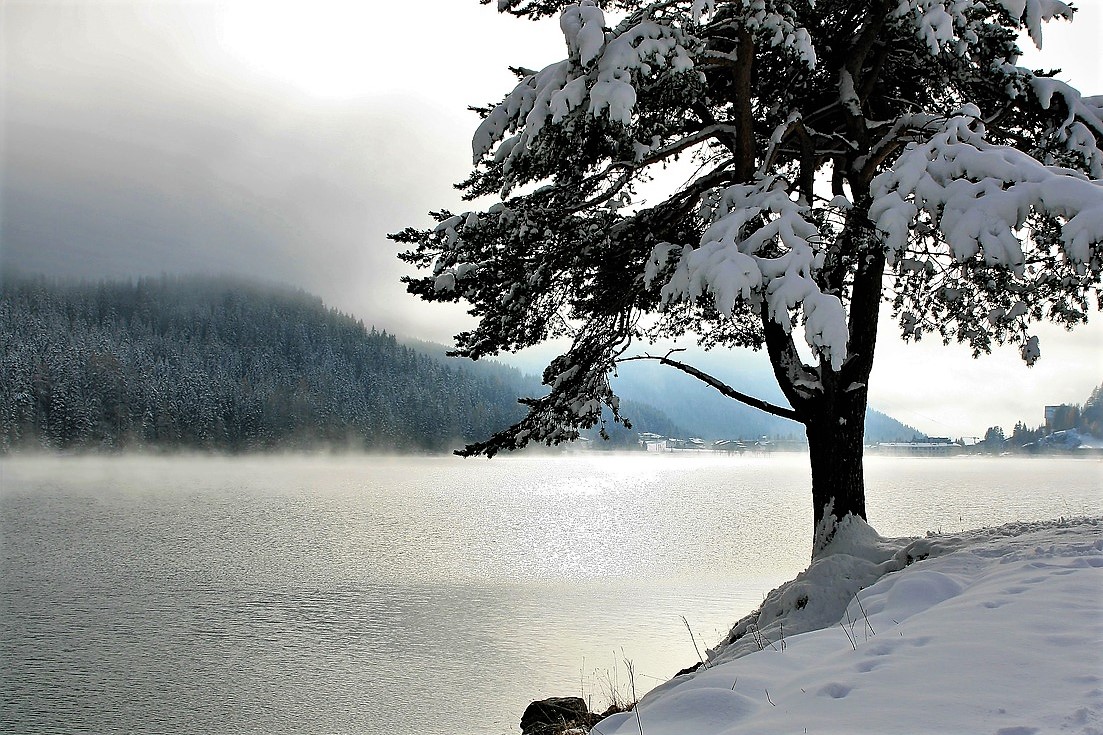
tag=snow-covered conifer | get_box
[394,0,1102,552]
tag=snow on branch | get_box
[652,175,850,372]
[705,0,817,68]
[891,0,1072,56]
[560,1,606,67]
[472,59,570,164]
[691,0,715,24]
[996,0,1074,48]
[870,105,1103,269]
[1026,77,1103,178]
[472,1,699,173]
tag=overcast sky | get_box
[1,1,1100,438]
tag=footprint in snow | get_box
[817,683,852,699]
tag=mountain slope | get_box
[611,355,923,443]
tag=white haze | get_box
[0,1,1099,438]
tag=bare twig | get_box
[625,659,644,735]
[681,615,709,669]
[840,621,857,650]
[855,592,876,639]
[748,623,779,652]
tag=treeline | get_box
[980,383,1103,452]
[0,275,550,452]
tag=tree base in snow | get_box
[592,516,1103,735]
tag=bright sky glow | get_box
[220,3,362,99]
[216,0,563,101]
[219,1,404,99]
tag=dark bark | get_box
[801,198,881,553]
[760,307,818,414]
[732,29,757,179]
[804,384,870,556]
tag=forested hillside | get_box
[0,275,922,453]
[0,276,546,452]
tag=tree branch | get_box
[733,28,757,180]
[562,125,733,214]
[839,2,894,152]
[761,303,821,411]
[617,350,802,422]
[638,124,736,168]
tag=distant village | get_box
[634,432,971,456]
[636,433,807,454]
[630,398,1103,457]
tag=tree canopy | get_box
[394,0,1102,544]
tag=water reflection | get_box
[2,453,1099,735]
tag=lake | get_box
[1,453,1100,734]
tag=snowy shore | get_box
[594,516,1103,735]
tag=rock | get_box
[674,660,703,678]
[520,696,593,735]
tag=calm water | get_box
[1,453,1100,735]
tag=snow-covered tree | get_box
[394,0,1102,552]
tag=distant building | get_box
[636,436,710,451]
[713,440,748,455]
[665,437,699,450]
[1045,405,1080,434]
[870,439,963,456]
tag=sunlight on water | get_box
[1,452,1099,735]
[862,455,1103,537]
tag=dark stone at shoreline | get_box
[675,661,703,677]
[520,696,593,735]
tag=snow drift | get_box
[595,516,1103,735]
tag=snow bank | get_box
[594,516,1103,735]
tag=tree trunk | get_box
[801,189,883,557]
[805,385,869,557]
[756,197,882,557]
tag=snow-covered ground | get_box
[595,516,1103,735]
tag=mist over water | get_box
[2,453,1100,735]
